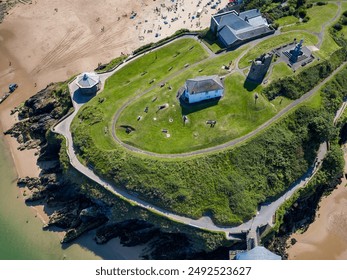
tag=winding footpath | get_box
[54,19,347,238]
[111,61,347,158]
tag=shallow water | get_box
[0,137,101,260]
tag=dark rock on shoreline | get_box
[17,177,41,190]
[95,220,159,246]
[264,176,342,259]
[7,81,233,259]
[25,188,47,202]
[4,83,72,151]
[62,216,108,244]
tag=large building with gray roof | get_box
[210,9,274,48]
[183,75,224,104]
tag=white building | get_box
[76,72,100,95]
[183,75,224,104]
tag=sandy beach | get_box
[287,150,347,260]
[0,0,229,259]
[0,0,229,177]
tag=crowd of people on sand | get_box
[130,0,227,42]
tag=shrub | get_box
[298,8,307,19]
[302,16,310,23]
[271,22,279,30]
[263,48,347,100]
[333,23,343,31]
[132,29,192,55]
[316,1,327,6]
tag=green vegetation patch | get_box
[73,38,209,151]
[263,48,347,100]
[275,16,299,27]
[267,62,293,82]
[71,34,346,226]
[238,31,318,69]
[281,3,339,33]
[73,104,327,225]
[78,106,104,125]
[331,3,347,43]
[70,167,229,252]
[318,30,341,59]
[96,55,127,73]
[200,29,224,53]
[116,71,277,154]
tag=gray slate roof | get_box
[76,73,99,89]
[239,9,262,20]
[219,25,238,46]
[186,75,224,95]
[218,13,250,31]
[237,25,272,40]
[235,246,281,260]
[212,9,271,47]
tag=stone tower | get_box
[247,53,273,83]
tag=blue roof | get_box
[218,13,250,31]
[239,9,262,20]
[212,9,271,47]
[218,26,239,46]
[76,73,99,89]
[235,246,281,260]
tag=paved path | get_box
[111,61,347,158]
[54,33,347,238]
[317,1,342,49]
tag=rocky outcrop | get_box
[4,83,72,151]
[17,176,41,190]
[25,188,47,202]
[8,81,232,259]
[95,220,159,246]
[264,176,342,259]
[62,217,108,244]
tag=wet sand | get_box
[287,152,347,260]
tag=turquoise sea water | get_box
[0,137,100,260]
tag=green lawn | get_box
[304,89,322,109]
[116,72,277,154]
[270,96,293,111]
[267,62,293,82]
[96,55,128,73]
[70,33,345,226]
[74,38,210,150]
[238,31,319,69]
[276,16,299,27]
[202,41,222,53]
[201,29,223,53]
[282,3,339,33]
[317,30,341,59]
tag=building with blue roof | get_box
[210,9,274,48]
[235,246,281,260]
[76,72,100,95]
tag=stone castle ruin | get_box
[247,53,273,83]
